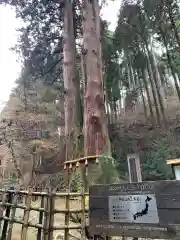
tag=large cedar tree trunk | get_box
[63,1,77,161]
[82,0,109,156]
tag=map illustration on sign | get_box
[133,196,152,220]
[109,194,159,224]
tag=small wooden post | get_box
[64,169,71,240]
[0,192,8,230]
[37,195,44,240]
[48,188,55,240]
[21,188,32,240]
[127,153,142,183]
[166,158,180,180]
[7,193,19,240]
[80,163,87,240]
[1,190,13,239]
[127,153,142,240]
[43,189,51,240]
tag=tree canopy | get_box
[2,0,180,186]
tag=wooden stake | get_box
[0,192,7,232]
[48,188,55,240]
[127,154,142,183]
[7,193,19,240]
[1,190,13,239]
[37,195,44,240]
[43,189,51,240]
[21,188,32,240]
[127,153,142,240]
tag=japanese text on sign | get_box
[109,194,159,224]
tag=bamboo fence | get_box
[0,156,111,240]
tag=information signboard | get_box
[109,194,159,224]
[89,181,180,239]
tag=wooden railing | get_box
[0,155,113,240]
[0,188,89,240]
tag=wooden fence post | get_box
[7,192,19,240]
[127,153,142,240]
[64,169,71,240]
[48,188,55,240]
[0,192,8,231]
[80,164,86,240]
[43,189,51,240]
[1,190,14,239]
[21,188,32,240]
[37,195,44,240]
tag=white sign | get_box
[174,165,180,180]
[109,194,159,224]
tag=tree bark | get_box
[93,0,103,79]
[82,0,110,156]
[144,46,161,125]
[128,54,136,87]
[63,1,77,161]
[113,98,117,122]
[167,2,180,49]
[146,44,167,126]
[125,52,135,88]
[142,68,156,128]
[137,70,148,119]
[160,27,180,101]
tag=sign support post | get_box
[127,153,142,183]
[166,158,180,180]
[127,153,142,240]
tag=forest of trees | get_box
[1,0,180,187]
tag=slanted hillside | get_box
[110,95,180,181]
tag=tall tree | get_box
[63,1,77,161]
[82,0,110,156]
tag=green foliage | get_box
[111,129,135,179]
[1,0,64,84]
[111,125,180,181]
[2,175,19,188]
[70,170,81,192]
[48,172,65,188]
[141,138,176,180]
[85,155,119,185]
[173,50,180,75]
[96,155,119,184]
